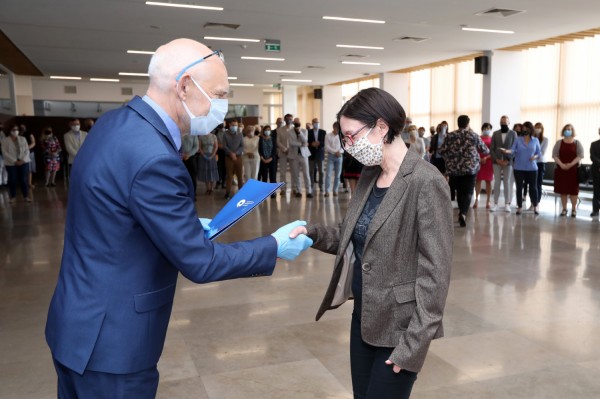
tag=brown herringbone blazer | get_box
[307,150,453,372]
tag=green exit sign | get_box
[265,39,281,52]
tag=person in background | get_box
[41,127,61,187]
[418,126,430,161]
[258,125,277,197]
[223,119,244,199]
[400,116,412,143]
[216,123,227,189]
[83,119,95,133]
[502,121,542,215]
[553,124,584,217]
[242,124,260,182]
[290,88,453,399]
[276,114,294,195]
[64,119,88,176]
[440,115,489,227]
[590,127,600,218]
[198,128,219,194]
[0,122,8,187]
[513,123,523,136]
[533,122,549,210]
[181,133,199,199]
[20,124,36,189]
[343,150,363,195]
[429,122,447,178]
[324,121,344,197]
[254,124,261,136]
[1,124,31,203]
[308,117,326,194]
[490,115,517,212]
[474,123,493,209]
[407,125,426,159]
[288,120,313,198]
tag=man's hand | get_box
[230,153,237,161]
[271,221,313,260]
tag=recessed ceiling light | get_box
[230,83,254,87]
[323,16,385,24]
[127,50,156,55]
[204,36,260,42]
[341,61,381,66]
[461,26,514,34]
[281,79,312,83]
[241,56,285,61]
[228,76,238,80]
[266,69,302,74]
[145,1,223,11]
[336,44,384,50]
[50,76,82,80]
[90,78,120,82]
[119,72,150,77]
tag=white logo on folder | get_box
[237,199,254,208]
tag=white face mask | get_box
[482,130,491,136]
[71,125,80,133]
[10,129,19,137]
[181,76,228,136]
[344,128,383,166]
[313,123,319,130]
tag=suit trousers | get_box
[592,167,600,212]
[225,155,244,194]
[243,155,259,182]
[278,153,289,189]
[259,160,276,183]
[5,163,30,199]
[290,156,312,194]
[493,163,513,205]
[454,174,476,216]
[309,158,324,191]
[514,170,538,208]
[350,314,418,399]
[53,358,159,399]
[535,162,546,204]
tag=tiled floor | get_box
[1,183,599,398]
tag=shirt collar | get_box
[142,95,181,150]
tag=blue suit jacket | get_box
[46,96,277,375]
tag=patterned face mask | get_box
[344,128,384,166]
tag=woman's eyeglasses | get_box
[339,124,368,148]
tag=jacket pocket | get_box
[393,280,416,304]
[134,284,176,313]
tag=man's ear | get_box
[177,75,190,100]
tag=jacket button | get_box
[362,263,371,272]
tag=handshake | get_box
[199,219,313,261]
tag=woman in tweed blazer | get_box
[291,88,453,399]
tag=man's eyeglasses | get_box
[175,50,225,81]
[339,124,369,148]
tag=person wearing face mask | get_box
[552,124,584,217]
[400,116,413,144]
[288,119,313,198]
[418,127,430,161]
[532,122,549,209]
[44,39,313,398]
[41,127,62,187]
[19,124,37,189]
[289,88,453,399]
[63,118,88,178]
[242,124,260,182]
[197,127,219,194]
[1,125,31,203]
[407,125,426,159]
[308,117,326,193]
[258,124,278,196]
[440,115,490,227]
[428,121,448,176]
[0,122,8,187]
[490,115,517,212]
[276,113,294,195]
[474,123,494,209]
[222,119,245,199]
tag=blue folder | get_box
[203,179,284,240]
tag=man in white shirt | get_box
[490,115,517,212]
[64,119,88,172]
[288,119,313,198]
[276,113,294,195]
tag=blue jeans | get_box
[325,154,343,193]
[6,163,30,199]
[350,314,418,399]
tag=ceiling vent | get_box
[476,8,525,17]
[343,54,368,59]
[306,65,325,69]
[64,85,77,94]
[393,36,429,43]
[203,22,240,30]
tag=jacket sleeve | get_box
[389,173,453,372]
[552,140,561,160]
[128,154,278,283]
[306,222,342,255]
[1,138,17,164]
[591,143,600,165]
[64,134,78,157]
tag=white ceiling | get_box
[1,0,599,86]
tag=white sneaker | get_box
[490,204,498,212]
[505,205,511,212]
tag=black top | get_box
[351,184,388,317]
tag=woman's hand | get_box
[288,225,308,239]
[385,360,402,374]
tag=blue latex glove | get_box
[198,218,212,232]
[271,220,313,260]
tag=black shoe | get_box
[458,214,466,227]
[591,211,599,217]
[306,193,314,198]
[270,193,276,198]
[294,192,302,198]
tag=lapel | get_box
[364,150,419,249]
[127,96,178,151]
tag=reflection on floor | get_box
[1,184,599,398]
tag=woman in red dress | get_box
[552,124,584,217]
[474,123,494,209]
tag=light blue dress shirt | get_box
[142,95,181,150]
[511,136,542,171]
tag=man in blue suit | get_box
[45,38,312,398]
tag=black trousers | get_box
[350,314,417,399]
[536,162,546,204]
[259,160,276,183]
[183,155,198,197]
[514,170,538,208]
[592,167,600,212]
[453,174,476,216]
[217,149,226,186]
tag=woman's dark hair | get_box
[336,87,406,144]
[481,122,493,130]
[522,121,534,135]
[457,115,470,129]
